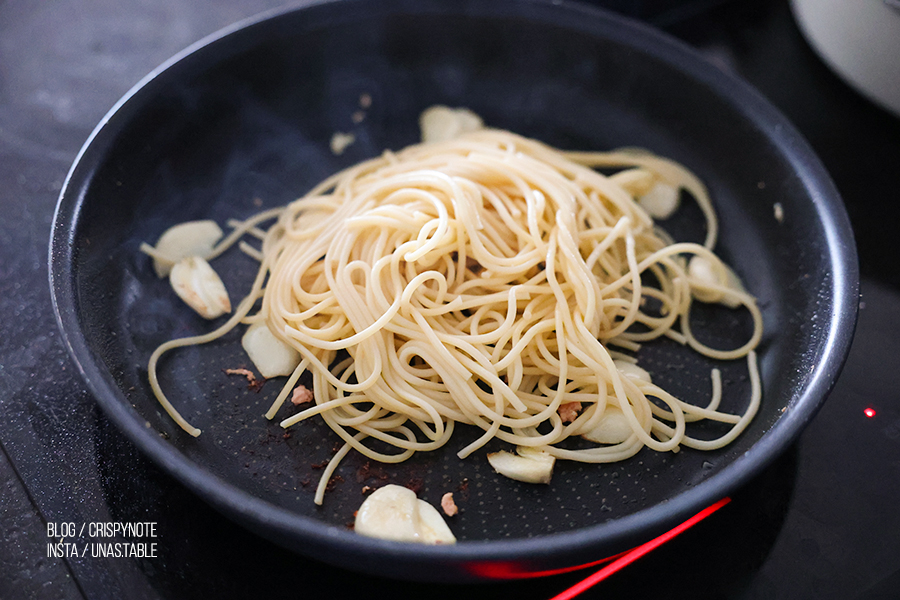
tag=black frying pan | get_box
[49,0,857,582]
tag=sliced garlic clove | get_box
[241,322,301,379]
[354,484,455,544]
[419,105,484,143]
[329,131,356,155]
[609,167,656,197]
[613,360,652,383]
[687,255,746,308]
[687,254,718,286]
[487,448,555,484]
[169,256,231,319]
[149,220,223,277]
[515,445,553,462]
[355,485,420,542]
[637,182,680,219]
[415,499,457,544]
[582,406,633,445]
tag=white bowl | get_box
[792,0,900,118]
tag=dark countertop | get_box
[2,1,898,598]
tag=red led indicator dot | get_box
[864,408,876,418]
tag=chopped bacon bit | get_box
[558,401,582,423]
[441,492,458,517]
[311,460,330,470]
[282,432,292,440]
[224,367,265,392]
[291,385,314,406]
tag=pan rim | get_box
[48,0,858,579]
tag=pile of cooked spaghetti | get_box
[147,127,762,505]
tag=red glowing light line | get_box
[548,496,733,600]
[466,551,629,580]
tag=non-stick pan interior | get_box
[51,0,857,581]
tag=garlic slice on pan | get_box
[169,256,231,319]
[687,255,747,308]
[487,446,555,484]
[354,485,456,544]
[241,322,301,379]
[419,105,484,143]
[613,360,652,383]
[637,181,680,219]
[581,406,633,445]
[146,220,223,277]
[581,364,648,445]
